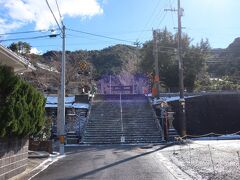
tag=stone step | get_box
[82,94,162,144]
[86,122,156,125]
[67,138,79,144]
[85,128,159,132]
[67,134,78,138]
[83,137,161,142]
[84,129,121,132]
[84,132,160,135]
[83,139,161,144]
[84,135,161,139]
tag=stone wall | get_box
[169,94,240,135]
[0,138,28,180]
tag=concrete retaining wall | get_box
[0,138,28,180]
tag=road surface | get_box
[32,145,182,180]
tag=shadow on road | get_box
[65,144,172,180]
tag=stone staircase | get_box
[82,94,162,144]
[168,128,179,141]
[66,131,79,144]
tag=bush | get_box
[0,66,46,137]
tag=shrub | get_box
[0,66,46,137]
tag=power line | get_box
[137,0,162,40]
[55,0,64,26]
[0,29,57,36]
[45,0,62,32]
[90,29,152,36]
[156,11,167,28]
[169,0,176,27]
[0,34,60,42]
[67,28,135,44]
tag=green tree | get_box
[8,41,31,54]
[0,66,46,137]
[140,28,210,92]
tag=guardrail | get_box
[0,44,36,71]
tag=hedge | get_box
[0,66,46,137]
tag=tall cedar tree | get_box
[0,66,46,137]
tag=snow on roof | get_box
[45,96,88,109]
[45,104,57,108]
[65,103,73,108]
[46,96,75,104]
[46,96,57,104]
[152,95,199,105]
[66,96,75,103]
[72,103,89,109]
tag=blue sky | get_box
[0,0,240,53]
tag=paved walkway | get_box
[31,145,188,180]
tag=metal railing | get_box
[120,93,125,143]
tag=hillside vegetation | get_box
[10,29,240,93]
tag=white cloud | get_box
[0,18,23,34]
[0,0,103,32]
[30,47,42,55]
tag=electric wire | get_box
[0,29,58,36]
[55,0,64,26]
[67,28,135,44]
[0,34,60,42]
[138,1,169,41]
[156,11,167,28]
[45,0,62,32]
[169,0,176,28]
[137,0,162,39]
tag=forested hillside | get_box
[208,38,240,82]
[21,44,139,93]
[10,30,240,94]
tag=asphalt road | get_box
[32,145,179,180]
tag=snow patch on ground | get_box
[160,139,240,180]
[155,152,195,180]
[36,62,58,72]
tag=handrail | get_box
[120,93,125,143]
[120,93,123,133]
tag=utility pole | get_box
[46,0,66,155]
[152,29,160,98]
[177,0,186,137]
[59,25,66,155]
[165,0,186,137]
